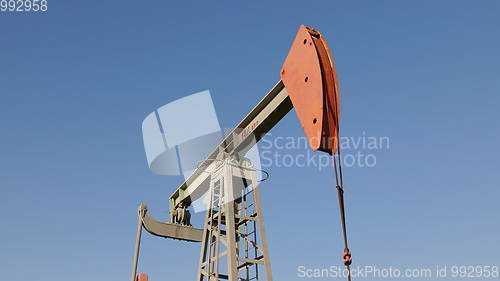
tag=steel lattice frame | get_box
[197,160,272,281]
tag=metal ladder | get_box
[196,159,272,281]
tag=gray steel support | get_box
[224,163,239,281]
[131,206,144,281]
[250,173,273,281]
[138,204,203,242]
[169,81,292,214]
[197,159,273,281]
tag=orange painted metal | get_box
[136,273,149,281]
[281,25,340,154]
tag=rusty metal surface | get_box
[136,274,149,281]
[314,28,341,154]
[169,25,342,213]
[281,25,340,154]
[132,25,347,281]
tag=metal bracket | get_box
[138,204,203,242]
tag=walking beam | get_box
[168,25,340,214]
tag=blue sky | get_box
[1,1,499,280]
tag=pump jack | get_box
[131,25,352,281]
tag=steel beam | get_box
[169,81,292,212]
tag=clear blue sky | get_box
[1,1,499,281]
